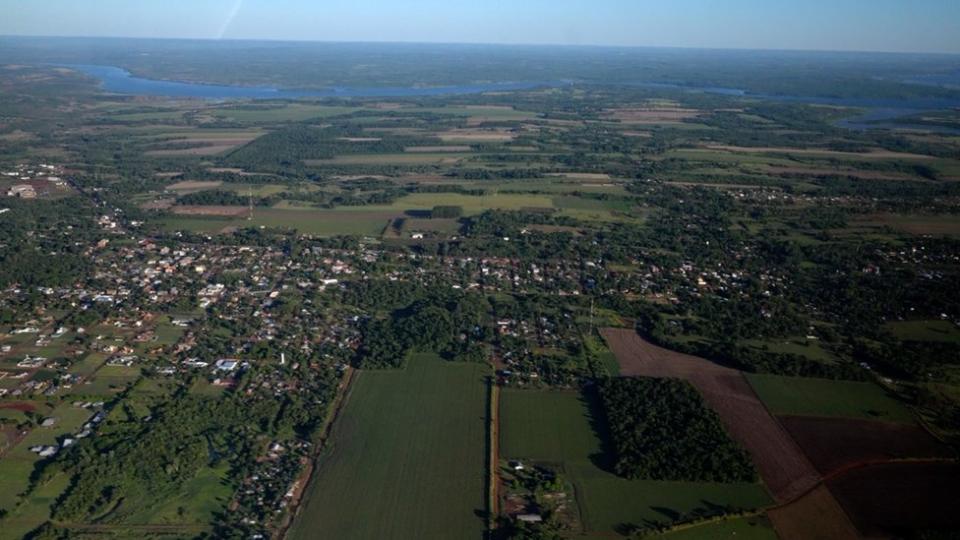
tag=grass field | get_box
[0,472,73,538]
[161,209,393,236]
[653,516,777,540]
[211,104,360,122]
[0,403,94,513]
[68,365,142,396]
[161,192,557,235]
[746,374,915,423]
[850,214,960,238]
[305,152,473,165]
[290,353,489,540]
[886,320,960,343]
[369,192,555,214]
[499,389,771,534]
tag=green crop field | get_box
[289,353,489,540]
[746,374,915,423]
[499,389,771,534]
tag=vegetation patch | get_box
[597,377,756,483]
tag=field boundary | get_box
[280,366,356,539]
[487,378,499,535]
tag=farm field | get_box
[826,462,960,537]
[766,486,860,540]
[779,415,955,475]
[745,374,915,423]
[289,353,488,540]
[499,389,772,535]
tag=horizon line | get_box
[2,33,960,57]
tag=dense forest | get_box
[597,377,756,483]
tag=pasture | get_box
[498,389,772,535]
[289,353,489,540]
[746,374,914,423]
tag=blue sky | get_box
[2,0,959,53]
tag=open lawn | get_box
[499,389,771,535]
[746,374,914,423]
[289,353,489,540]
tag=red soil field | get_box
[0,402,36,412]
[827,462,960,538]
[780,415,956,476]
[600,328,821,503]
[767,485,860,540]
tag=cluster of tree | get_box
[0,199,97,288]
[597,377,756,483]
[354,287,490,368]
[430,205,463,218]
[176,189,276,207]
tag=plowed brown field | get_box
[780,416,955,476]
[827,462,960,538]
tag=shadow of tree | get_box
[578,384,617,475]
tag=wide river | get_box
[68,64,960,132]
[65,64,562,99]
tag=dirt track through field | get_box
[600,329,821,503]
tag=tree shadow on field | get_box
[404,209,432,219]
[579,384,617,475]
